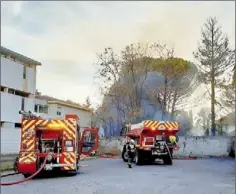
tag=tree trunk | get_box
[211,27,216,136]
[163,76,168,109]
[161,76,168,120]
[234,68,236,151]
[171,89,177,120]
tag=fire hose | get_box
[0,155,48,186]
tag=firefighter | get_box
[127,138,136,168]
[169,135,177,145]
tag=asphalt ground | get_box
[1,158,235,194]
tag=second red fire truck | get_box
[121,120,180,165]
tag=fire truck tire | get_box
[67,170,77,176]
[163,155,173,165]
[135,150,143,165]
[169,148,173,158]
[13,157,19,172]
[122,146,128,162]
[68,160,79,176]
[23,174,32,178]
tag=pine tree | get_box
[194,17,233,136]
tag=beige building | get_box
[34,93,93,129]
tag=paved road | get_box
[1,158,235,194]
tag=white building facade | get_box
[1,46,41,154]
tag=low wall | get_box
[1,128,233,157]
[1,128,21,154]
[99,136,234,157]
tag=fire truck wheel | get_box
[163,155,173,165]
[135,150,143,165]
[122,146,128,162]
[68,170,77,176]
[13,157,19,172]
[23,174,32,178]
[169,148,173,158]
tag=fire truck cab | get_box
[121,120,180,165]
[15,111,99,178]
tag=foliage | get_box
[220,51,235,111]
[94,42,198,135]
[85,96,92,108]
[147,44,198,118]
[193,16,234,136]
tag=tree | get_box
[148,43,198,119]
[85,96,92,108]
[95,47,121,95]
[91,103,113,128]
[95,43,152,125]
[120,43,152,112]
[220,51,235,111]
[193,17,233,136]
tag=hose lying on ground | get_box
[1,172,21,178]
[0,155,48,186]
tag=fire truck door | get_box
[80,128,98,156]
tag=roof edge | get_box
[1,46,42,66]
[48,100,93,112]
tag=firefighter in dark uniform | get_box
[126,137,136,168]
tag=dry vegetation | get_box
[97,146,121,156]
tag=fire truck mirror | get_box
[120,125,128,136]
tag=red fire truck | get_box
[121,120,180,165]
[14,111,99,178]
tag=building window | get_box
[21,98,25,111]
[1,122,4,127]
[10,56,16,61]
[57,106,62,116]
[1,87,4,92]
[15,123,22,128]
[43,106,48,114]
[23,66,26,79]
[34,105,38,112]
[37,105,48,114]
[8,88,14,94]
[15,90,29,98]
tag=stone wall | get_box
[99,136,234,157]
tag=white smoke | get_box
[99,125,105,137]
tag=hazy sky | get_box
[1,1,235,107]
